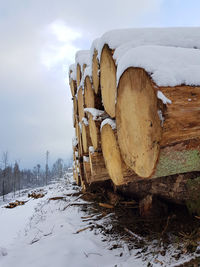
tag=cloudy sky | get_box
[0,0,200,169]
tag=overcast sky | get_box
[0,0,200,169]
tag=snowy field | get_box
[0,173,198,267]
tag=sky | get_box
[0,0,200,169]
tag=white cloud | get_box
[0,0,164,168]
[41,21,82,70]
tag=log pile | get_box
[68,28,200,214]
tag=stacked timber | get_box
[69,27,200,212]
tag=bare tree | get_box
[37,164,41,185]
[45,151,49,186]
[2,152,8,201]
[13,161,20,197]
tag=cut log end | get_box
[116,67,162,178]
[82,122,92,153]
[84,76,95,108]
[101,123,125,185]
[76,64,81,87]
[77,87,85,122]
[88,115,101,151]
[70,80,77,97]
[92,50,100,94]
[100,45,116,118]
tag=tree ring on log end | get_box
[116,67,162,178]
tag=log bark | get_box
[82,121,92,153]
[77,87,85,122]
[84,76,102,109]
[116,67,200,178]
[92,49,100,94]
[101,123,138,185]
[117,172,200,204]
[100,45,116,118]
[89,151,110,183]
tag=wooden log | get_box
[83,158,91,184]
[73,98,78,127]
[73,164,81,186]
[70,80,77,97]
[75,119,83,157]
[84,76,102,109]
[77,160,85,182]
[76,63,81,87]
[82,119,92,153]
[101,122,138,185]
[116,67,200,178]
[89,151,110,183]
[85,109,108,151]
[117,172,200,205]
[92,49,100,94]
[77,87,85,122]
[100,45,116,118]
[78,133,83,157]
[75,118,79,139]
[88,114,101,151]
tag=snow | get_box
[82,117,89,126]
[84,108,105,120]
[89,146,95,154]
[157,90,172,105]
[94,27,200,61]
[75,151,78,158]
[79,122,82,133]
[72,137,78,147]
[101,118,116,131]
[69,63,76,82]
[82,66,92,82]
[83,156,89,163]
[75,50,90,72]
[117,45,200,87]
[157,110,164,127]
[0,177,198,267]
[90,38,100,65]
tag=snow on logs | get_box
[97,27,200,118]
[69,27,200,198]
[75,50,90,87]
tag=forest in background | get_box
[0,151,73,200]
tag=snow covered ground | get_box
[0,173,198,267]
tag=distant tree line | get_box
[0,152,73,200]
